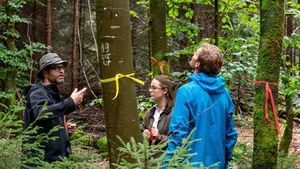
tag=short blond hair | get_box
[196,43,223,76]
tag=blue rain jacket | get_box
[165,73,238,169]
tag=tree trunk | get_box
[279,13,294,155]
[71,0,79,89]
[252,1,284,168]
[31,2,39,83]
[191,3,201,43]
[4,3,17,106]
[149,0,169,76]
[279,95,293,154]
[45,0,51,47]
[214,0,219,46]
[96,0,142,168]
[77,0,84,88]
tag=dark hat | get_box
[37,53,68,79]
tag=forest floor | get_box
[71,106,300,168]
[236,117,300,168]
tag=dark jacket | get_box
[23,83,76,163]
[142,104,173,145]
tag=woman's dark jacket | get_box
[142,104,173,145]
[23,83,76,163]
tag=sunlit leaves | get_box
[130,10,138,17]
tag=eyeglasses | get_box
[50,65,65,72]
[149,86,162,90]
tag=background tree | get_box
[214,0,219,46]
[3,1,17,106]
[252,0,285,168]
[96,0,142,167]
[1,0,46,106]
[149,0,169,76]
[279,8,294,155]
[45,0,51,47]
[71,0,79,89]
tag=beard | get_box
[55,77,64,84]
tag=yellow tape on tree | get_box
[100,73,145,100]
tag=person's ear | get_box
[195,61,200,68]
[163,88,168,95]
[42,69,48,78]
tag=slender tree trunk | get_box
[4,3,17,106]
[279,13,294,155]
[31,2,39,83]
[130,0,138,71]
[252,1,284,168]
[192,3,200,43]
[45,0,51,47]
[214,0,219,46]
[96,0,141,168]
[78,0,84,87]
[72,0,79,89]
[149,0,169,76]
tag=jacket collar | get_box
[149,103,172,117]
[42,83,60,95]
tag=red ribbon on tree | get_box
[255,80,281,135]
[150,57,168,75]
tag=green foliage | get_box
[170,71,190,89]
[97,136,107,152]
[71,133,95,147]
[277,151,300,169]
[280,65,300,99]
[0,0,47,91]
[97,136,109,158]
[136,0,149,9]
[0,101,102,169]
[165,0,206,44]
[39,157,101,169]
[164,0,260,94]
[0,97,24,137]
[137,95,155,120]
[86,98,103,107]
[230,142,252,169]
[130,10,138,17]
[286,0,300,21]
[69,121,86,141]
[113,130,215,169]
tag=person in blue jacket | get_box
[164,42,238,169]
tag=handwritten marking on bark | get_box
[111,26,120,29]
[101,43,111,66]
[104,36,116,39]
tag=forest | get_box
[0,0,300,168]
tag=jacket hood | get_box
[24,83,59,99]
[24,83,44,98]
[188,72,225,94]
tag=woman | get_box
[142,75,175,145]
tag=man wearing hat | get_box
[23,53,87,165]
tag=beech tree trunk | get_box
[96,0,141,168]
